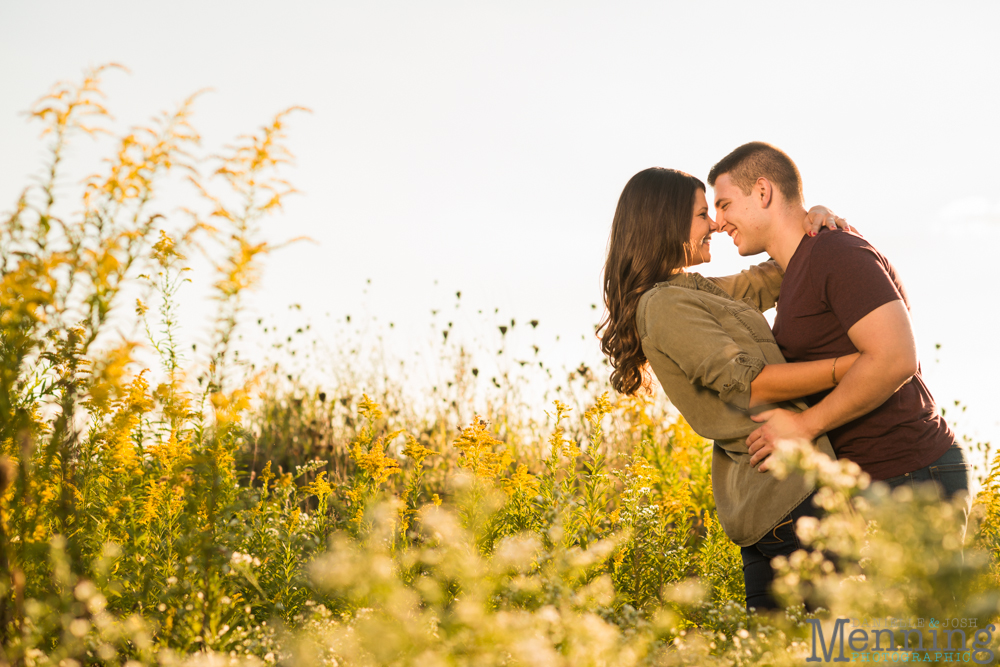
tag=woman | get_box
[597,167,855,611]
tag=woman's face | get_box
[685,188,718,267]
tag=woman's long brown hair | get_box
[598,168,705,395]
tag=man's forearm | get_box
[797,352,913,438]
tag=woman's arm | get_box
[645,289,856,412]
[707,260,784,312]
[748,353,859,408]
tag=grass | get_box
[0,66,998,667]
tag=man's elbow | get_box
[890,349,919,386]
[860,346,918,390]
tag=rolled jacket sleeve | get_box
[643,290,766,412]
[717,353,766,408]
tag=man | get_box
[706,142,966,496]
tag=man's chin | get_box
[729,235,760,256]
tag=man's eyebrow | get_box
[714,197,728,208]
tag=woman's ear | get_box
[755,177,773,209]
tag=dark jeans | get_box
[880,442,970,499]
[878,442,971,537]
[741,491,824,612]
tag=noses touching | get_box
[714,209,729,235]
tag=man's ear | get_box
[755,177,773,209]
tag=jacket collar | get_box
[665,272,733,301]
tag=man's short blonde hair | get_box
[708,142,803,206]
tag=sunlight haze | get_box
[2,1,998,449]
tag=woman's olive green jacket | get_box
[636,261,836,547]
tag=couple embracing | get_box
[598,142,969,611]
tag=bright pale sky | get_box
[2,2,999,458]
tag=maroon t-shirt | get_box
[772,230,954,480]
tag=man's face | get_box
[713,173,768,256]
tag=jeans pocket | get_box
[928,463,970,500]
[755,519,799,557]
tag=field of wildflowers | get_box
[1,67,999,666]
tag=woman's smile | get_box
[686,188,718,267]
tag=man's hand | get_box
[747,408,818,471]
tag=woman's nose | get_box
[709,215,722,232]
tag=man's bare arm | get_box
[746,300,917,467]
[795,299,917,436]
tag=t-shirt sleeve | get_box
[642,290,765,411]
[813,234,903,332]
